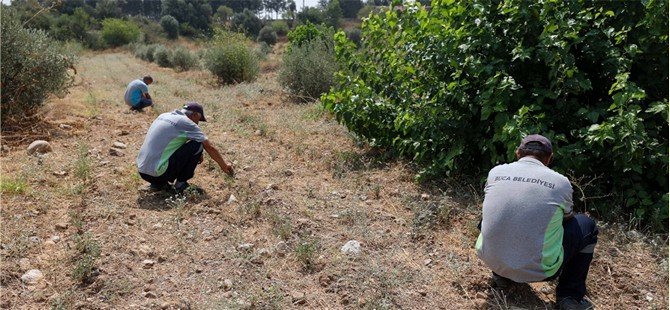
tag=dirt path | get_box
[1,51,667,309]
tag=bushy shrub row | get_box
[133,43,199,72]
[1,9,76,123]
[323,0,668,231]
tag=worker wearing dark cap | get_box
[136,102,234,194]
[476,134,598,310]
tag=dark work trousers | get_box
[134,98,153,109]
[553,214,598,300]
[487,214,598,300]
[140,141,203,186]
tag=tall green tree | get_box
[324,0,342,28]
[95,0,124,18]
[339,0,362,18]
[161,0,212,33]
[160,14,179,39]
[215,0,263,13]
[264,0,287,19]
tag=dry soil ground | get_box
[1,47,668,310]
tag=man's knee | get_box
[574,214,598,253]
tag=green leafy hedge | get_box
[323,0,668,231]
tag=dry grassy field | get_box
[1,47,667,309]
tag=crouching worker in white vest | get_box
[136,102,234,194]
[475,134,598,310]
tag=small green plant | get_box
[249,285,285,309]
[73,143,91,181]
[239,201,262,220]
[3,231,32,258]
[0,177,28,195]
[338,207,365,226]
[294,234,320,271]
[165,192,197,222]
[71,233,101,283]
[412,202,452,234]
[68,209,84,231]
[268,210,292,240]
[50,287,76,310]
[332,151,365,178]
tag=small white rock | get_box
[109,148,125,157]
[238,243,254,251]
[21,269,44,284]
[27,140,52,155]
[227,194,237,204]
[340,240,361,255]
[142,259,156,268]
[223,279,233,291]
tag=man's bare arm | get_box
[202,139,234,176]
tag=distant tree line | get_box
[10,0,378,41]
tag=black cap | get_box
[519,134,552,153]
[183,102,206,122]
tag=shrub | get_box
[259,42,272,56]
[1,9,76,123]
[171,47,199,71]
[131,15,164,44]
[134,44,148,59]
[179,22,198,38]
[204,30,259,84]
[297,7,325,25]
[279,37,337,101]
[153,45,173,68]
[160,15,179,39]
[286,21,335,52]
[257,25,278,45]
[271,20,290,36]
[231,9,263,38]
[356,5,377,19]
[100,18,140,47]
[144,44,159,62]
[83,30,104,50]
[323,0,669,231]
[344,28,361,47]
[213,6,234,25]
